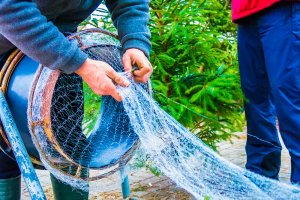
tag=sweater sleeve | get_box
[0,0,88,74]
[105,0,151,57]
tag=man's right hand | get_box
[75,58,130,101]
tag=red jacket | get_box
[232,0,280,22]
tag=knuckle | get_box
[145,67,151,73]
[122,55,130,62]
[114,76,122,83]
[122,56,128,61]
[106,68,114,74]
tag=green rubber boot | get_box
[50,174,89,200]
[0,176,21,200]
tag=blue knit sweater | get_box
[0,0,151,74]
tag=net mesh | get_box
[118,80,300,200]
[28,29,300,199]
[29,30,139,191]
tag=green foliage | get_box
[81,0,244,150]
[149,0,243,149]
[80,7,116,32]
[204,195,211,200]
[82,82,101,136]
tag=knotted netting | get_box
[28,28,300,199]
[118,81,300,199]
[28,29,142,191]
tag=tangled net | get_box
[118,80,300,200]
[28,30,141,191]
[28,29,300,199]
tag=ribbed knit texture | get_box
[0,0,151,73]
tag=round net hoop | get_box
[27,28,149,181]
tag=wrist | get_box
[75,58,90,77]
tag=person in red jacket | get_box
[232,0,300,183]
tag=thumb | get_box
[122,54,133,72]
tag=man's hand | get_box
[122,48,152,83]
[75,58,130,101]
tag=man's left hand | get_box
[122,48,152,83]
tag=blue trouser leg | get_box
[258,2,300,183]
[239,2,300,183]
[238,16,281,179]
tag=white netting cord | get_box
[28,31,140,192]
[29,68,90,190]
[117,79,300,200]
[28,29,300,198]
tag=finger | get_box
[122,55,132,72]
[105,66,130,87]
[134,73,151,83]
[109,87,122,102]
[133,66,152,77]
[133,58,152,77]
[102,79,122,101]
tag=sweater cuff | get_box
[58,48,88,74]
[122,38,151,58]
